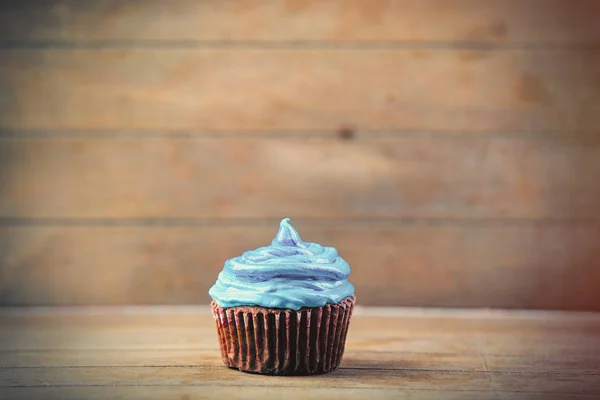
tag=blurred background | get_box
[0,0,599,310]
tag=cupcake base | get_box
[211,296,355,376]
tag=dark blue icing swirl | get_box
[209,218,355,310]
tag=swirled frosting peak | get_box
[209,218,355,310]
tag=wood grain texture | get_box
[5,388,597,400]
[1,138,599,219]
[2,0,600,310]
[0,349,483,370]
[4,348,600,375]
[1,224,600,309]
[1,0,599,45]
[1,49,600,131]
[0,307,599,398]
[5,366,600,392]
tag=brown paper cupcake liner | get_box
[211,296,355,375]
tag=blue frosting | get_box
[209,218,355,310]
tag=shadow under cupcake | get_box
[209,218,356,376]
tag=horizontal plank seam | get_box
[0,349,534,356]
[0,349,575,358]
[2,349,598,358]
[1,40,600,51]
[0,384,597,395]
[1,217,600,228]
[1,129,599,142]
[3,305,600,318]
[2,365,599,376]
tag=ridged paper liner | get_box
[211,296,355,375]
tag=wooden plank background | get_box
[2,307,600,398]
[0,0,599,308]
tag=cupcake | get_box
[209,218,355,375]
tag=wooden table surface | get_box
[0,306,599,399]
